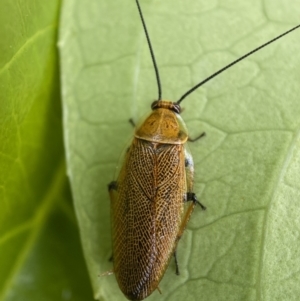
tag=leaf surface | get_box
[0,0,93,300]
[59,0,300,300]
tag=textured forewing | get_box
[111,139,186,298]
[112,139,157,296]
[129,138,155,200]
[154,144,186,274]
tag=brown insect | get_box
[108,1,300,300]
[109,99,205,300]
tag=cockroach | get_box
[108,1,300,300]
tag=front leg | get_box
[108,181,118,192]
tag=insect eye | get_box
[151,100,159,110]
[172,103,181,114]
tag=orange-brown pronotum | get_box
[108,1,300,300]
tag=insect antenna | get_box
[177,24,300,105]
[136,0,162,100]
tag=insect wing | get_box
[111,138,186,300]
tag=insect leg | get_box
[172,147,206,275]
[174,192,206,262]
[128,118,136,128]
[188,132,206,142]
[108,181,118,192]
[186,192,206,210]
[172,201,197,275]
[174,193,206,263]
[107,182,118,262]
[185,147,206,209]
[174,250,180,275]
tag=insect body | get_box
[109,100,203,300]
[108,0,300,300]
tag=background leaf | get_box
[60,0,300,301]
[0,0,93,300]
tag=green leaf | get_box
[59,0,300,300]
[0,0,92,300]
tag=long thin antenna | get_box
[136,0,162,100]
[177,24,300,104]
